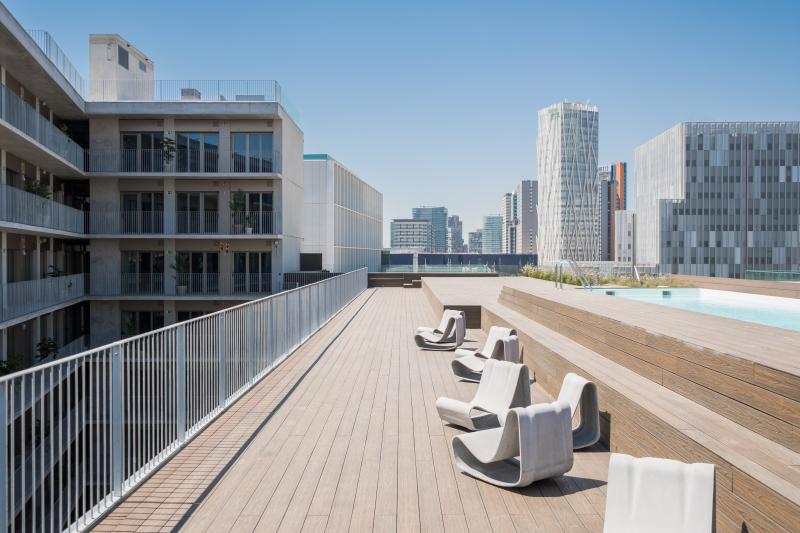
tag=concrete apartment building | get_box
[446,214,464,253]
[0,6,379,367]
[481,214,502,253]
[501,192,516,254]
[411,205,447,253]
[302,154,382,272]
[537,101,600,264]
[390,218,431,251]
[635,122,800,278]
[514,179,538,254]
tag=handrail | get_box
[0,268,368,531]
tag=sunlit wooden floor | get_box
[93,288,610,533]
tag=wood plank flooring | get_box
[93,287,609,532]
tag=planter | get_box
[245,227,253,234]
[177,285,187,295]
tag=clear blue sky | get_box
[7,0,800,244]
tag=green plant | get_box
[24,179,51,198]
[161,135,177,165]
[0,353,25,376]
[36,337,59,360]
[170,252,190,275]
[230,189,246,213]
[59,123,69,135]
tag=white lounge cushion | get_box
[452,400,574,488]
[436,360,531,430]
[603,453,715,533]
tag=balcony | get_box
[86,149,281,175]
[1,273,86,323]
[0,183,86,235]
[26,30,86,98]
[0,84,86,174]
[87,210,281,236]
[91,272,273,297]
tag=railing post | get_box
[176,325,186,441]
[218,315,226,406]
[0,381,7,531]
[246,306,255,383]
[111,345,123,497]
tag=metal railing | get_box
[87,210,281,235]
[87,211,164,235]
[86,149,281,174]
[744,270,800,282]
[0,268,367,532]
[283,271,341,290]
[230,211,279,234]
[0,184,86,234]
[3,274,86,322]
[26,30,86,97]
[0,84,86,170]
[92,272,274,297]
[89,80,282,103]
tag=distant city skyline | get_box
[6,0,799,244]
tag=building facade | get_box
[537,101,600,264]
[598,165,619,261]
[610,161,627,209]
[468,230,482,253]
[446,214,464,253]
[302,154,383,272]
[635,122,800,278]
[411,206,448,253]
[614,210,635,264]
[390,218,432,251]
[501,192,516,253]
[481,214,503,253]
[514,179,538,254]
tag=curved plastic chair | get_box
[452,400,574,488]
[416,309,465,342]
[451,335,521,383]
[454,326,517,359]
[436,360,531,430]
[415,315,465,351]
[557,373,600,449]
[603,453,715,533]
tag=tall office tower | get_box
[514,179,538,254]
[537,101,600,264]
[411,206,448,252]
[481,215,503,253]
[446,214,464,253]
[390,219,432,251]
[303,154,383,272]
[635,122,800,278]
[610,161,627,209]
[598,165,619,261]
[501,192,517,253]
[468,230,483,253]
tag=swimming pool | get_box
[595,288,800,333]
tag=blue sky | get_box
[7,0,800,243]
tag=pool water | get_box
[595,288,800,333]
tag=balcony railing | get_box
[0,84,86,170]
[0,268,367,532]
[92,272,273,297]
[87,210,280,235]
[86,149,281,174]
[0,184,86,234]
[26,30,86,97]
[2,274,86,323]
[89,79,282,103]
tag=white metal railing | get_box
[87,211,164,235]
[230,211,279,234]
[88,80,282,103]
[0,268,367,532]
[86,210,281,236]
[92,273,273,297]
[26,30,86,97]
[0,184,86,234]
[3,274,86,322]
[0,84,86,170]
[86,149,281,174]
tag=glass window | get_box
[138,60,147,72]
[231,132,273,172]
[118,45,129,69]
[177,133,219,172]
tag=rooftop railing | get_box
[26,30,86,97]
[2,274,86,323]
[0,184,86,234]
[0,268,367,531]
[86,210,281,236]
[0,84,87,170]
[86,149,281,174]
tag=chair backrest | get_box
[453,315,465,346]
[482,326,517,355]
[556,372,600,449]
[473,360,531,420]
[510,400,574,483]
[603,453,715,533]
[490,335,521,363]
[438,309,462,331]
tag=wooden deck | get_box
[93,288,610,533]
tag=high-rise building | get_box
[610,161,627,209]
[537,101,600,264]
[411,206,448,253]
[390,219,432,251]
[598,165,619,261]
[481,215,503,253]
[446,214,464,253]
[501,192,517,253]
[514,180,538,254]
[468,230,483,253]
[302,154,383,272]
[634,122,800,278]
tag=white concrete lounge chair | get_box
[416,309,465,342]
[451,334,521,383]
[436,360,531,430]
[557,373,600,449]
[414,314,465,350]
[454,326,517,358]
[603,453,715,533]
[452,400,573,488]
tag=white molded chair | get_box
[452,400,574,488]
[436,360,531,430]
[415,314,465,351]
[603,453,715,533]
[452,328,522,383]
[416,309,465,342]
[557,373,600,449]
[455,326,517,358]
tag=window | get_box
[120,132,164,171]
[233,252,271,293]
[176,132,219,172]
[231,133,273,172]
[230,191,274,234]
[122,310,164,337]
[120,192,164,233]
[176,192,219,233]
[138,60,147,72]
[118,45,129,69]
[121,251,164,295]
[174,251,219,294]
